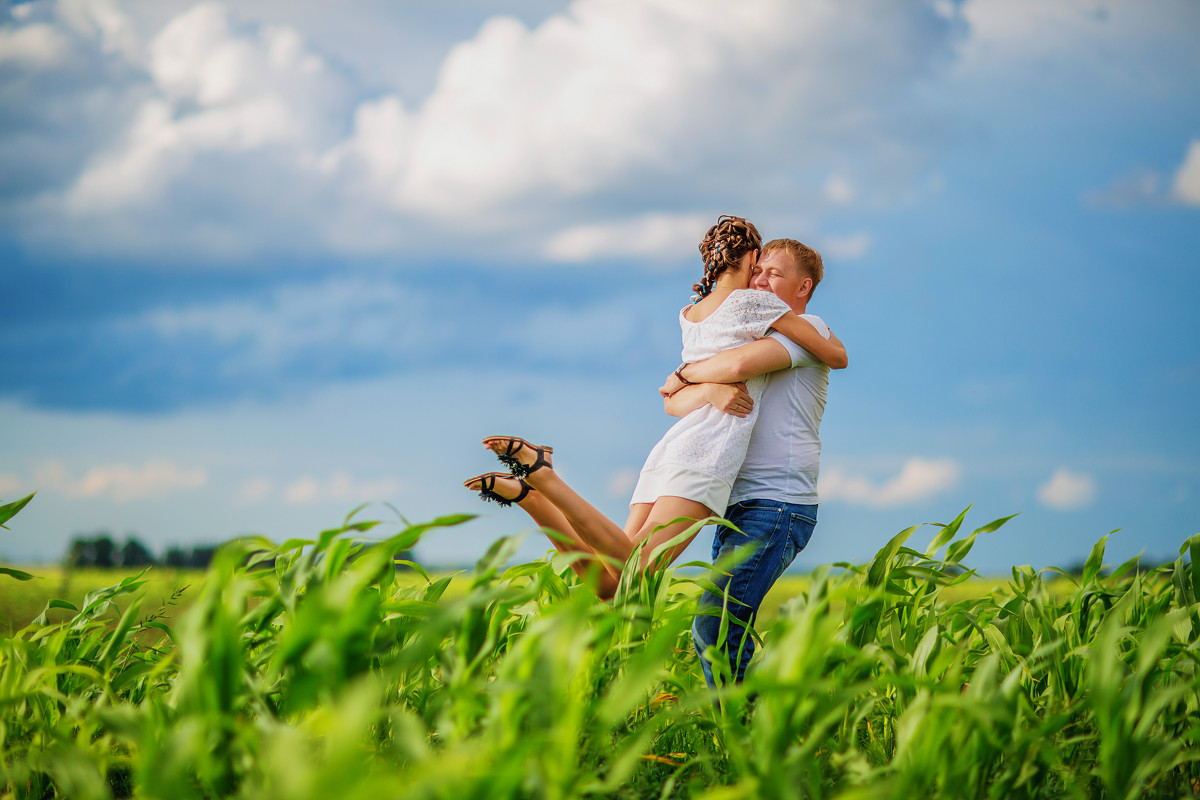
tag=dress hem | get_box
[629,464,731,515]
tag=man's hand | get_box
[706,382,754,418]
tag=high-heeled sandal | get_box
[482,437,553,478]
[463,472,531,508]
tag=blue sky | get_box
[1,0,1197,574]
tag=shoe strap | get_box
[526,448,549,474]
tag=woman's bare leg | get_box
[631,495,714,571]
[481,440,714,587]
[483,438,710,574]
[464,473,618,596]
[531,473,711,576]
[624,503,652,539]
[522,467,637,564]
[516,490,620,595]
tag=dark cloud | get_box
[0,252,686,412]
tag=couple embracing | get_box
[465,215,847,687]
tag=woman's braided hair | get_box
[692,215,763,302]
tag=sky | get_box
[1,0,1198,575]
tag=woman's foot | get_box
[463,472,531,507]
[481,436,553,478]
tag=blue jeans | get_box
[691,499,817,688]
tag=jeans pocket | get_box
[788,511,817,552]
[729,503,784,539]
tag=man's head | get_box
[751,239,824,313]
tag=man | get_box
[659,238,839,687]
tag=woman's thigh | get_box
[624,503,652,539]
[634,496,714,569]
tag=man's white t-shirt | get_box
[727,314,829,507]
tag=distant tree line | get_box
[64,532,416,571]
[65,533,221,569]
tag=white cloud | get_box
[319,94,411,196]
[9,0,1196,267]
[380,1,962,220]
[58,0,142,61]
[818,232,872,261]
[544,213,711,263]
[236,476,275,506]
[819,457,961,508]
[4,0,965,260]
[282,476,319,505]
[64,2,353,217]
[1037,468,1096,511]
[0,23,71,68]
[959,0,1099,51]
[1083,140,1200,210]
[1171,139,1200,206]
[282,472,404,505]
[0,475,23,496]
[1083,168,1162,210]
[606,467,638,499]
[823,175,856,205]
[32,459,208,503]
[956,0,1194,71]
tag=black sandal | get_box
[482,437,553,478]
[463,472,531,508]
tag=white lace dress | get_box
[630,289,793,514]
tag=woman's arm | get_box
[663,338,793,396]
[770,313,848,369]
[661,382,754,418]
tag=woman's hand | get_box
[705,382,753,417]
[662,380,753,418]
[659,371,686,398]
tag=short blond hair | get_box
[762,238,823,296]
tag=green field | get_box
[0,566,1014,637]
[2,498,1198,799]
[0,567,196,636]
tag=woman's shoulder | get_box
[725,288,791,313]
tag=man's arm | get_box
[660,338,793,397]
[662,382,754,418]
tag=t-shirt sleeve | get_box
[727,290,792,338]
[768,314,831,368]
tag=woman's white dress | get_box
[630,289,793,514]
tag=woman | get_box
[464,215,846,598]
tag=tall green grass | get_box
[1,492,1197,799]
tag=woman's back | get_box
[679,289,792,363]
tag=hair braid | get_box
[691,215,762,302]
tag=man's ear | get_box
[797,277,814,300]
